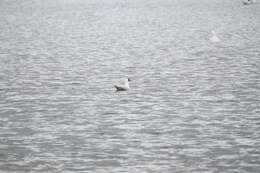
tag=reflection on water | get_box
[0,0,260,172]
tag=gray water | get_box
[0,0,260,172]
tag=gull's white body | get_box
[209,31,220,43]
[114,78,130,91]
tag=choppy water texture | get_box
[0,0,260,172]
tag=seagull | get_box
[209,30,220,43]
[114,78,131,91]
[243,0,253,5]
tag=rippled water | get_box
[0,0,260,172]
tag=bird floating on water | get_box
[242,0,253,5]
[114,78,131,91]
[209,30,220,43]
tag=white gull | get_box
[114,78,131,91]
[209,30,220,43]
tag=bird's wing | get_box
[114,85,127,91]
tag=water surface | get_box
[0,0,260,172]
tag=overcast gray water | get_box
[0,0,260,172]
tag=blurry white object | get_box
[209,30,220,43]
